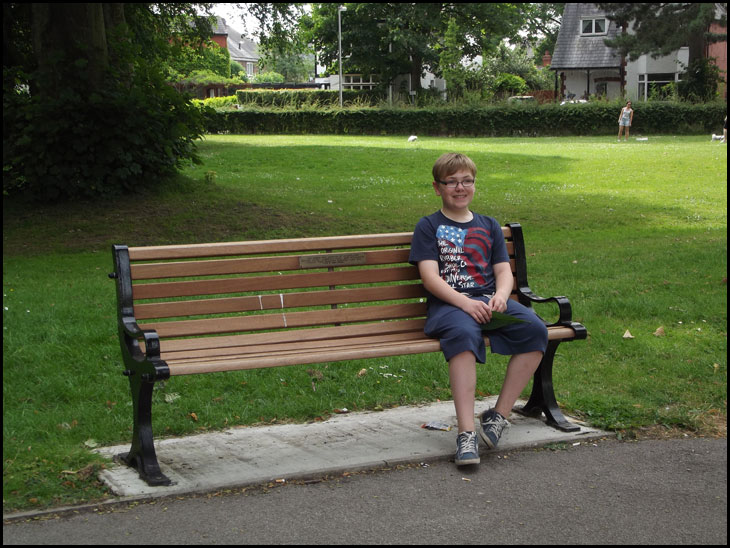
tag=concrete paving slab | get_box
[95,398,606,498]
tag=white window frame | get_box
[637,73,681,101]
[581,18,607,36]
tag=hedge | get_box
[235,89,380,107]
[203,101,726,137]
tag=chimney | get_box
[542,51,552,67]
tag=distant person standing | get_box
[617,101,633,142]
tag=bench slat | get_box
[132,265,420,300]
[162,325,577,376]
[142,302,428,338]
[134,284,427,320]
[128,233,416,261]
[157,318,428,353]
[167,339,444,375]
[127,229,513,261]
[130,248,413,280]
[163,331,429,363]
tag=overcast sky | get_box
[210,3,260,37]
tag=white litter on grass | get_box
[408,135,418,142]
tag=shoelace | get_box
[483,414,509,435]
[458,432,478,453]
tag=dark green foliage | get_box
[3,68,204,201]
[235,89,380,107]
[678,58,725,103]
[203,101,726,137]
[2,3,211,202]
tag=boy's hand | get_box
[461,297,492,324]
[487,293,508,314]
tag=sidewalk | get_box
[4,403,726,544]
[94,397,605,498]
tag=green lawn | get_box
[3,134,726,512]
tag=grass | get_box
[3,134,726,513]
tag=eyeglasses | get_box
[437,178,475,188]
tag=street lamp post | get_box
[338,5,347,107]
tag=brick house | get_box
[212,17,259,80]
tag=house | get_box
[322,72,446,103]
[550,3,691,101]
[212,17,259,80]
[707,19,728,99]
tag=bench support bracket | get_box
[119,375,172,486]
[119,372,172,486]
[516,340,580,432]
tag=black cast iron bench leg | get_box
[118,373,172,486]
[516,340,580,432]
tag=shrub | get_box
[492,73,528,97]
[235,89,380,108]
[252,71,285,84]
[202,101,726,137]
[3,69,205,200]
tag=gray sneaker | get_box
[479,409,509,449]
[455,431,480,466]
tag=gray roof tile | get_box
[551,3,622,69]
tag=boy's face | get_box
[432,169,475,212]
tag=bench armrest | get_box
[120,317,162,359]
[517,286,587,340]
[111,245,169,381]
[516,286,573,326]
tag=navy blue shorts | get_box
[424,296,548,363]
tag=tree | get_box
[3,3,216,200]
[597,3,727,101]
[244,2,308,55]
[596,3,727,65]
[300,3,526,94]
[259,50,314,82]
[519,3,565,63]
[483,43,554,92]
[438,18,469,99]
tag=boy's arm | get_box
[487,261,513,313]
[417,260,493,324]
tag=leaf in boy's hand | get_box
[481,311,530,331]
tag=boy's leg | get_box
[449,350,477,432]
[480,350,542,449]
[493,350,543,418]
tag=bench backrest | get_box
[114,227,519,342]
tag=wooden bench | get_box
[110,223,586,486]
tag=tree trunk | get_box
[31,3,109,95]
[686,30,706,66]
[409,54,422,94]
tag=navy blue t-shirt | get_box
[409,210,509,296]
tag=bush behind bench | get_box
[204,101,726,136]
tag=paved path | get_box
[92,398,604,499]
[4,438,726,544]
[3,400,727,544]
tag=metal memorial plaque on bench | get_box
[299,252,367,269]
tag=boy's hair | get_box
[432,153,477,182]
